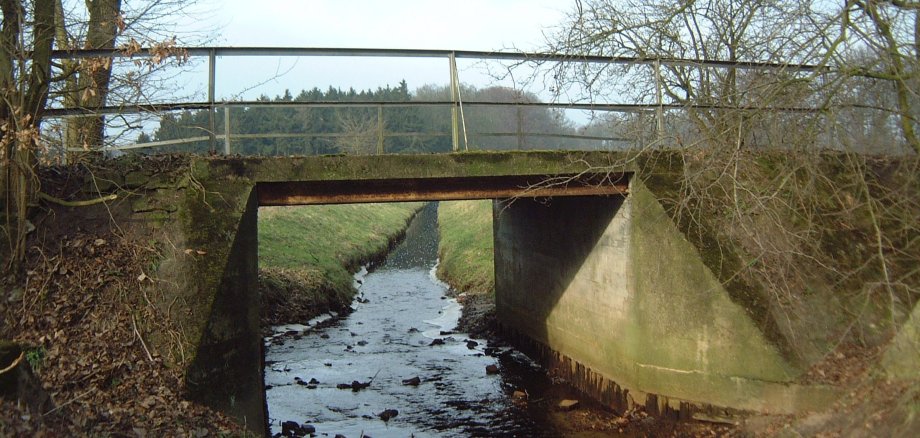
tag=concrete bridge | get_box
[112,150,849,433]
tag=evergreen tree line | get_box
[138,81,609,155]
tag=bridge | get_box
[88,151,840,433]
[39,47,919,435]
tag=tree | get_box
[1,0,55,266]
[54,0,122,152]
[532,0,920,372]
[1,1,195,269]
[542,0,827,151]
[50,0,204,155]
[829,1,920,154]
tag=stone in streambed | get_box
[280,420,315,437]
[402,376,421,386]
[377,408,399,422]
[429,338,445,346]
[485,364,500,375]
[337,380,370,391]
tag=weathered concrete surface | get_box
[114,159,267,434]
[183,189,265,432]
[141,151,632,433]
[883,304,920,379]
[494,179,840,415]
[115,151,914,427]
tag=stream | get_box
[264,203,554,437]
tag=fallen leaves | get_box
[0,227,245,436]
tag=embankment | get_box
[436,200,495,336]
[260,203,424,326]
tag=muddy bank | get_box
[452,292,497,338]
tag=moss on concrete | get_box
[192,151,634,183]
[883,305,920,379]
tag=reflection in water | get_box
[264,203,547,437]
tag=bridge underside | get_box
[257,173,629,205]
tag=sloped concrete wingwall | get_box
[494,179,838,415]
[182,187,265,433]
[143,163,265,434]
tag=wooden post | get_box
[377,104,385,154]
[449,52,460,152]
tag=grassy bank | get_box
[436,200,494,295]
[259,202,423,325]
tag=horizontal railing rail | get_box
[45,46,837,155]
[44,100,823,118]
[48,46,829,71]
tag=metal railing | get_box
[45,46,828,155]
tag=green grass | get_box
[437,200,494,295]
[258,202,423,323]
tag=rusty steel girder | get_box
[257,173,630,206]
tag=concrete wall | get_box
[183,189,265,433]
[883,303,920,379]
[78,157,268,435]
[494,179,839,416]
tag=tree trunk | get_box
[53,0,81,151]
[1,0,55,268]
[68,0,122,152]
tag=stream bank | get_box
[259,203,424,328]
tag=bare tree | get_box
[528,0,920,373]
[334,110,378,155]
[1,0,55,266]
[50,0,209,155]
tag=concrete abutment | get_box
[493,179,840,416]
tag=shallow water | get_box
[264,203,549,437]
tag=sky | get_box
[177,0,572,101]
[213,0,566,50]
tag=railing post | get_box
[208,48,217,154]
[449,52,460,152]
[223,104,231,155]
[377,104,385,155]
[516,104,524,150]
[654,59,664,146]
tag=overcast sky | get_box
[213,0,566,50]
[179,0,572,100]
